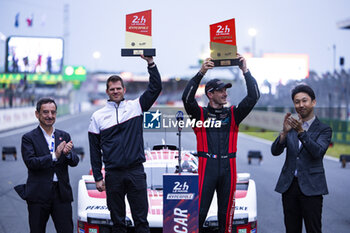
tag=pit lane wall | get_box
[0,107,37,131]
[0,104,70,132]
[241,110,284,132]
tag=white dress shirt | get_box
[39,126,58,181]
[295,115,315,177]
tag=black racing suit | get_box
[182,70,259,233]
[88,65,162,233]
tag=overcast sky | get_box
[0,0,349,77]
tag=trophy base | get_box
[213,58,241,67]
[121,48,156,56]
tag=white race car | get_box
[77,145,257,233]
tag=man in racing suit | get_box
[182,53,260,232]
[88,55,162,233]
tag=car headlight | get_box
[204,216,218,227]
[86,217,132,227]
[87,217,113,226]
[233,213,248,225]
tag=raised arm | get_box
[139,55,162,112]
[234,53,260,124]
[182,58,214,120]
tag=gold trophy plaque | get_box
[210,18,240,66]
[121,9,156,56]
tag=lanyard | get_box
[49,134,55,154]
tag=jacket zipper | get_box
[115,104,119,124]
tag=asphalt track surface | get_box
[0,111,349,233]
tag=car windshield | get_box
[143,149,198,190]
[145,162,177,190]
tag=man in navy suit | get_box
[271,84,332,233]
[15,97,79,233]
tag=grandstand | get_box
[0,79,73,110]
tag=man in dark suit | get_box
[271,84,332,233]
[15,97,79,233]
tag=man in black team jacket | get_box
[88,55,162,233]
[182,54,260,233]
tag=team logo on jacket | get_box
[144,110,161,129]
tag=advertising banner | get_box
[163,174,199,233]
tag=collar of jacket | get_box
[107,99,125,108]
[207,104,227,114]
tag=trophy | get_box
[210,18,240,66]
[121,9,156,56]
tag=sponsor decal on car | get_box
[85,205,108,210]
[235,206,248,211]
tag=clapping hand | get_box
[287,114,304,134]
[63,141,73,155]
[55,141,66,159]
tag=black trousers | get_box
[105,164,150,233]
[198,157,237,233]
[27,182,73,233]
[282,177,323,233]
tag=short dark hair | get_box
[36,97,57,112]
[291,84,315,101]
[106,75,124,89]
